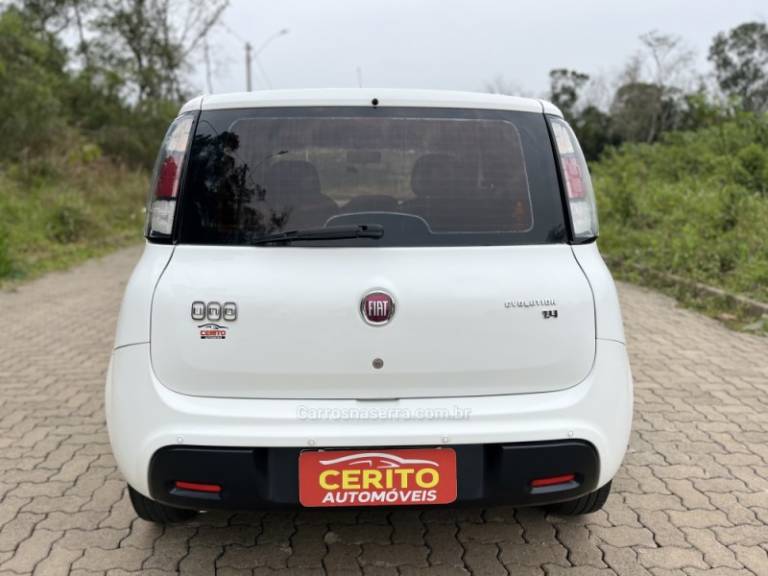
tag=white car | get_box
[106,89,633,523]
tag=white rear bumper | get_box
[106,339,632,496]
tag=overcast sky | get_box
[192,0,767,98]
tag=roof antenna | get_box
[356,66,363,88]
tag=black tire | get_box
[545,481,612,516]
[128,486,198,524]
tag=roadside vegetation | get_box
[0,156,147,280]
[594,114,768,332]
[0,2,766,334]
[0,1,226,283]
[497,24,768,331]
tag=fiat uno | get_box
[106,89,633,523]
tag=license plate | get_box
[299,448,457,507]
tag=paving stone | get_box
[730,544,768,575]
[554,523,605,567]
[499,542,569,568]
[178,544,222,575]
[637,547,708,571]
[0,512,45,553]
[73,546,152,572]
[458,520,523,544]
[666,509,732,529]
[599,544,653,576]
[33,546,83,576]
[0,248,767,575]
[359,543,428,568]
[0,528,61,573]
[462,543,507,576]
[323,541,361,573]
[591,525,657,549]
[681,528,741,569]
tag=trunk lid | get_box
[150,244,595,399]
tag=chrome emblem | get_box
[206,302,222,321]
[222,302,238,321]
[192,301,238,322]
[191,301,206,321]
[361,291,395,326]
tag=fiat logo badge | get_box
[361,291,395,326]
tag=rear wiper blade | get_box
[251,224,384,245]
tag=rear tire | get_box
[545,481,612,516]
[128,486,198,524]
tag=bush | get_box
[46,196,93,243]
[0,228,13,279]
[594,112,768,302]
[0,155,147,284]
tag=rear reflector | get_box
[174,481,221,493]
[531,474,575,488]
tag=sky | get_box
[191,0,767,99]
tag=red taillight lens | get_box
[550,117,598,240]
[531,474,576,488]
[174,481,222,493]
[155,156,179,199]
[562,157,586,199]
[146,114,195,238]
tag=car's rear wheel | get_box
[545,481,612,516]
[128,486,198,523]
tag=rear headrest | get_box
[410,153,459,198]
[264,160,321,200]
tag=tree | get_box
[91,0,228,102]
[709,22,768,113]
[0,7,69,159]
[610,31,693,143]
[548,69,589,124]
[17,0,97,66]
[483,75,526,97]
[573,105,617,162]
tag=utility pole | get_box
[203,35,214,93]
[245,42,253,91]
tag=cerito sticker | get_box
[198,323,228,339]
[299,448,456,507]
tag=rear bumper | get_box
[106,339,632,501]
[149,441,599,510]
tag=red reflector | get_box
[531,474,575,488]
[174,481,221,493]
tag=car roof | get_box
[179,88,562,117]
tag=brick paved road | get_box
[0,246,767,576]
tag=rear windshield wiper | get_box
[250,224,384,245]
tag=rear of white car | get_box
[106,89,632,522]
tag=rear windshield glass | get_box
[178,107,565,246]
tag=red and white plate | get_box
[299,448,457,507]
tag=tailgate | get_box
[150,244,595,399]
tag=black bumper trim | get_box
[148,441,599,510]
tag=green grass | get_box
[0,154,148,285]
[593,112,768,333]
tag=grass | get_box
[0,152,148,286]
[593,112,768,334]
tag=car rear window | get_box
[177,107,565,247]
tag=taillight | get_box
[550,117,598,241]
[145,114,195,239]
